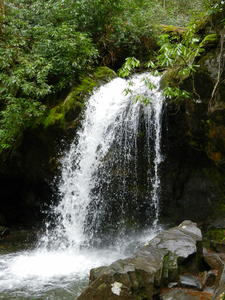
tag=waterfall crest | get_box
[43,73,164,249]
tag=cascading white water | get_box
[42,72,164,249]
[0,73,164,299]
[144,92,163,227]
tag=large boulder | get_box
[77,221,202,300]
[159,11,225,227]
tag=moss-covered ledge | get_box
[42,67,117,129]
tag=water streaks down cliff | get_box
[43,73,164,249]
[0,73,164,299]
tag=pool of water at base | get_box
[0,229,157,300]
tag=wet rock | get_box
[203,287,215,295]
[0,226,10,239]
[210,240,225,253]
[160,288,213,300]
[204,228,225,252]
[179,274,202,290]
[178,221,202,240]
[210,218,225,229]
[218,253,225,262]
[203,249,224,271]
[78,221,202,300]
[80,247,168,300]
[150,220,202,259]
[204,270,217,287]
[214,264,225,299]
[168,282,178,288]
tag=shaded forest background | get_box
[0,0,214,154]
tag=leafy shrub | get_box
[0,0,97,151]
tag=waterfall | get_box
[43,73,164,249]
[0,73,164,299]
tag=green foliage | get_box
[133,95,152,105]
[0,0,217,152]
[118,57,140,78]
[0,0,97,152]
[143,77,157,91]
[121,76,154,105]
[119,8,218,104]
[163,87,191,102]
[156,28,205,78]
[205,228,225,243]
[204,0,225,14]
[0,99,45,150]
[200,34,219,47]
[72,0,208,64]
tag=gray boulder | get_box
[77,221,202,300]
[179,274,202,290]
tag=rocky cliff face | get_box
[159,11,225,226]
[0,67,116,227]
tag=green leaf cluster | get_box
[156,27,205,80]
[0,0,97,151]
[118,57,140,78]
[163,87,191,102]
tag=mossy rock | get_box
[195,15,210,31]
[160,24,186,35]
[162,252,179,283]
[42,67,117,129]
[205,228,225,243]
[203,228,225,251]
[160,68,181,89]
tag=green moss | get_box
[92,66,117,82]
[136,291,148,300]
[206,229,225,242]
[162,253,178,282]
[160,24,186,35]
[203,228,225,249]
[194,15,210,31]
[42,67,117,129]
[42,107,65,128]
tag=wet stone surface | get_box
[179,274,202,290]
[78,221,203,300]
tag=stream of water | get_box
[0,73,164,299]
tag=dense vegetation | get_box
[0,0,221,153]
